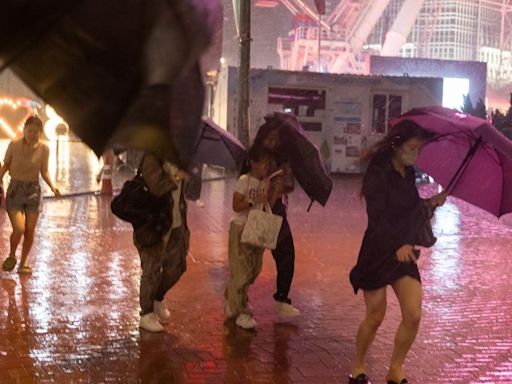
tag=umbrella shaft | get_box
[446,137,482,194]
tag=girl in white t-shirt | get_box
[224,146,276,329]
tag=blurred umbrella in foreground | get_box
[0,0,220,169]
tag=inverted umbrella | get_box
[264,113,333,207]
[389,106,512,217]
[192,118,247,170]
[0,0,220,169]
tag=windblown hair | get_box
[247,145,272,165]
[240,120,286,175]
[252,121,280,152]
[359,120,436,198]
[362,120,436,165]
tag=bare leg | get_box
[351,287,387,377]
[386,276,422,382]
[19,212,39,267]
[7,210,25,258]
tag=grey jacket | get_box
[134,153,189,248]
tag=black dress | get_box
[350,153,423,294]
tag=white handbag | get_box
[241,203,283,250]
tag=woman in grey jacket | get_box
[134,153,190,332]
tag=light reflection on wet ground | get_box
[0,141,511,383]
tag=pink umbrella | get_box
[389,106,512,217]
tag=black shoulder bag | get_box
[111,158,171,235]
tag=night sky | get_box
[221,0,303,69]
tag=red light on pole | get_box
[255,0,279,8]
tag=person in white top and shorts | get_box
[0,116,61,274]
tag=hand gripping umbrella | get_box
[390,106,512,217]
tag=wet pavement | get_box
[0,142,512,383]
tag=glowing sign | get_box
[44,104,69,141]
[0,97,35,138]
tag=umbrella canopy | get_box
[0,0,219,169]
[390,106,512,217]
[264,113,333,207]
[192,118,247,170]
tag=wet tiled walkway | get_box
[1,142,512,383]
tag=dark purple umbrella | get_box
[264,113,333,207]
[390,106,512,217]
[0,0,220,169]
[192,118,247,170]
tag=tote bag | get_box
[241,203,283,250]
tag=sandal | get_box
[348,373,371,384]
[2,256,17,272]
[18,264,32,275]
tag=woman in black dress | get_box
[348,121,446,384]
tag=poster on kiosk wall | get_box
[332,99,362,173]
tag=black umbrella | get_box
[0,0,220,169]
[264,113,333,207]
[192,118,247,170]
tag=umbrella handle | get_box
[307,199,314,212]
[189,123,207,169]
[445,136,482,194]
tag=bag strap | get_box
[136,155,146,177]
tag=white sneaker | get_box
[276,302,301,317]
[235,314,257,329]
[139,313,164,332]
[154,300,171,323]
[195,200,205,208]
[224,300,234,318]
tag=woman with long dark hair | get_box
[243,121,301,316]
[348,121,446,384]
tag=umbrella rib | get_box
[201,136,223,142]
[190,123,207,165]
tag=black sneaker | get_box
[348,373,371,384]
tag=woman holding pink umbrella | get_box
[348,121,446,384]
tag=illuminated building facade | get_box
[368,0,512,86]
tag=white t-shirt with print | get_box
[231,174,265,225]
